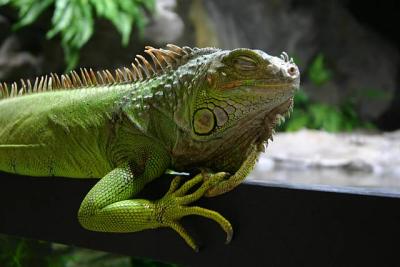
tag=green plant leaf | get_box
[11,0,53,29]
[3,0,154,70]
[293,89,309,105]
[284,111,309,132]
[358,87,392,100]
[308,53,332,86]
[280,88,374,132]
[323,109,342,132]
[0,0,11,6]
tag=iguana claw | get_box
[155,173,233,251]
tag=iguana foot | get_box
[155,173,233,251]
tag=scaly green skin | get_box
[0,46,300,251]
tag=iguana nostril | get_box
[288,66,297,76]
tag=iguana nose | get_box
[279,51,299,80]
[285,64,299,79]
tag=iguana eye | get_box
[233,56,257,71]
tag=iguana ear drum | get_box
[193,108,215,135]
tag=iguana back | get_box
[0,45,190,178]
[0,86,131,177]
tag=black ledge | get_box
[1,172,400,267]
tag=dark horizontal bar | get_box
[1,172,399,266]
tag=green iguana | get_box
[0,44,299,251]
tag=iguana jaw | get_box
[260,97,294,144]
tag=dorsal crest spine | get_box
[0,44,194,99]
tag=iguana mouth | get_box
[220,80,296,91]
[253,77,300,91]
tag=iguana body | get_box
[0,45,299,250]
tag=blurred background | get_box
[0,0,399,266]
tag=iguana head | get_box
[171,47,299,171]
[188,48,299,142]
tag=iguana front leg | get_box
[205,145,260,197]
[78,160,232,251]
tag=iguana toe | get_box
[155,173,233,250]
